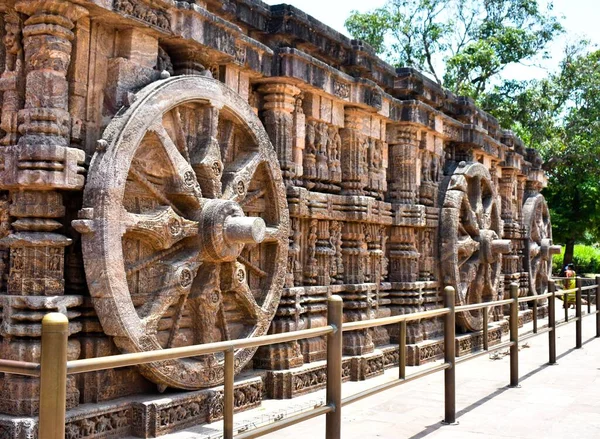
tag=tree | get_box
[345,0,562,99]
[482,45,600,267]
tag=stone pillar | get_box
[0,0,88,415]
[340,108,368,195]
[260,83,301,182]
[388,227,419,283]
[340,221,373,355]
[254,85,304,370]
[388,127,419,204]
[315,220,332,286]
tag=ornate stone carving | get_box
[0,11,24,147]
[523,194,560,297]
[440,162,511,332]
[114,0,171,31]
[74,76,289,389]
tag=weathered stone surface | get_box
[0,0,557,436]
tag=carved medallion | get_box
[75,76,289,389]
[439,161,511,332]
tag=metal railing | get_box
[0,277,599,439]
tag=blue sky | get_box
[262,0,600,81]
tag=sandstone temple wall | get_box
[0,0,556,436]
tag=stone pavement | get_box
[262,301,600,439]
[153,300,600,439]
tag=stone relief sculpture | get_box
[0,0,559,436]
[73,76,289,389]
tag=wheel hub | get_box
[199,199,266,262]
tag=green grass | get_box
[552,244,600,275]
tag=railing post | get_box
[564,288,569,322]
[587,282,592,314]
[596,276,600,338]
[532,297,538,334]
[548,280,557,365]
[509,283,519,388]
[483,306,489,351]
[224,347,235,439]
[39,313,69,439]
[399,320,406,380]
[442,286,456,425]
[576,277,582,349]
[326,295,343,439]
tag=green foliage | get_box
[552,245,600,275]
[344,0,562,98]
[483,45,600,252]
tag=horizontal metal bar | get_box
[558,288,578,295]
[582,310,600,318]
[455,299,513,313]
[0,359,41,377]
[342,308,450,331]
[517,292,554,303]
[454,340,515,364]
[235,404,333,439]
[67,325,334,374]
[342,362,451,407]
[580,285,597,291]
[519,327,552,342]
[555,319,576,329]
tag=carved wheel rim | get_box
[440,162,508,332]
[77,76,289,389]
[523,194,554,297]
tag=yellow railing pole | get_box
[326,295,343,439]
[39,313,69,439]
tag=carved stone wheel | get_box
[523,194,560,297]
[440,162,511,332]
[75,76,289,390]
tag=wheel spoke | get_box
[219,119,235,164]
[222,262,265,321]
[124,206,199,250]
[461,197,479,236]
[188,105,223,198]
[263,225,285,243]
[468,176,483,219]
[240,189,266,208]
[466,262,485,304]
[529,241,541,258]
[457,235,479,265]
[138,248,201,334]
[187,263,225,345]
[170,107,192,164]
[222,153,264,203]
[237,254,267,278]
[148,123,203,205]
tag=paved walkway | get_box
[159,301,600,438]
[263,301,600,439]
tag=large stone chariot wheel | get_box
[74,76,289,390]
[440,162,511,332]
[523,194,560,297]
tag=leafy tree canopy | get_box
[345,0,563,99]
[480,44,600,266]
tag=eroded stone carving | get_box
[75,76,289,389]
[0,0,554,434]
[440,162,511,332]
